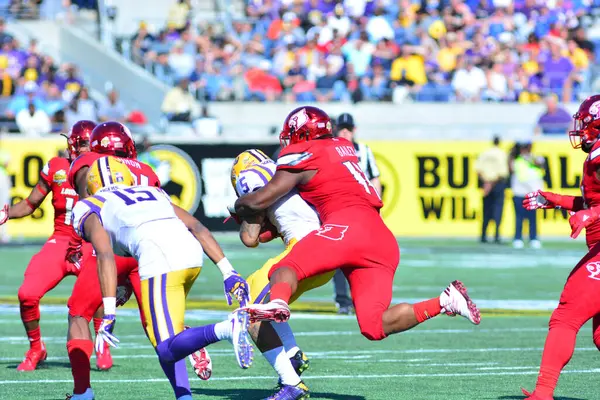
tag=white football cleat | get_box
[439,280,481,325]
[244,299,290,323]
[530,240,542,249]
[188,347,212,380]
[230,309,253,369]
[66,388,95,400]
[513,239,524,249]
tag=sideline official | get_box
[332,112,382,314]
[475,136,508,244]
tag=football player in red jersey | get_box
[233,106,481,398]
[521,95,600,400]
[0,120,97,372]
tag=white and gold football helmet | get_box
[87,156,135,195]
[230,149,271,190]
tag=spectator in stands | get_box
[168,40,194,80]
[366,7,394,42]
[536,94,572,135]
[44,83,65,121]
[543,40,573,97]
[6,81,45,118]
[167,0,190,32]
[342,31,373,78]
[361,62,389,101]
[315,63,345,102]
[131,21,155,66]
[0,57,15,97]
[452,57,487,102]
[153,52,175,84]
[65,87,97,130]
[483,62,510,102]
[0,18,13,45]
[20,55,39,83]
[161,77,198,122]
[16,102,51,136]
[64,64,83,95]
[98,89,127,122]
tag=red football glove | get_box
[522,190,562,210]
[224,205,241,225]
[569,207,600,239]
[65,238,83,274]
[0,204,8,225]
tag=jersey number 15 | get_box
[114,188,157,206]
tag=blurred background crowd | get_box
[124,0,600,106]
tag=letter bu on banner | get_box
[366,140,587,237]
[4,137,70,238]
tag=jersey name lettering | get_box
[120,159,142,169]
[335,146,357,158]
[60,188,77,196]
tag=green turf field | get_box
[0,236,597,399]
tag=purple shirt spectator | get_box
[537,95,572,135]
[543,55,573,92]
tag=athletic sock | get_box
[535,327,577,397]
[27,327,42,351]
[67,339,94,395]
[270,283,292,303]
[214,320,232,340]
[412,297,442,323]
[156,324,220,363]
[263,346,301,386]
[271,321,299,356]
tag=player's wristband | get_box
[103,297,117,315]
[216,258,235,277]
[24,198,35,211]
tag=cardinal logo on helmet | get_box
[590,101,600,118]
[288,108,309,131]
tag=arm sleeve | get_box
[276,150,316,172]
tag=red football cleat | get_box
[17,342,47,371]
[521,388,554,400]
[95,342,113,371]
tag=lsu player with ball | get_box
[235,106,481,348]
[0,121,111,372]
[228,149,334,399]
[521,95,600,399]
[72,156,253,400]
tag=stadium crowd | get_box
[128,0,600,105]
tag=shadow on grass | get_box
[192,387,366,399]
[1,360,72,370]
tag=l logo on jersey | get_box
[586,262,600,281]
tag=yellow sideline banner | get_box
[366,140,588,237]
[4,137,67,238]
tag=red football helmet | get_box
[569,95,600,151]
[279,106,333,147]
[64,120,96,160]
[90,121,137,159]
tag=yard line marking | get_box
[1,369,599,385]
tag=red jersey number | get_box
[343,161,380,200]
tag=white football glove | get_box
[0,204,8,225]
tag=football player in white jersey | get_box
[71,156,253,400]
[226,149,335,400]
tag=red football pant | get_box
[18,235,79,323]
[270,209,399,341]
[68,251,144,325]
[533,242,600,396]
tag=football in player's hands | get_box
[116,281,133,307]
[0,204,8,225]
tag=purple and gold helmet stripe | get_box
[252,163,274,179]
[248,149,268,163]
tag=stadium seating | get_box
[123,0,600,104]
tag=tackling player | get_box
[234,106,481,344]
[521,95,600,400]
[73,156,252,400]
[0,121,106,372]
[227,149,332,399]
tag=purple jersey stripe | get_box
[161,273,175,337]
[148,276,161,344]
[253,283,271,304]
[246,169,269,186]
